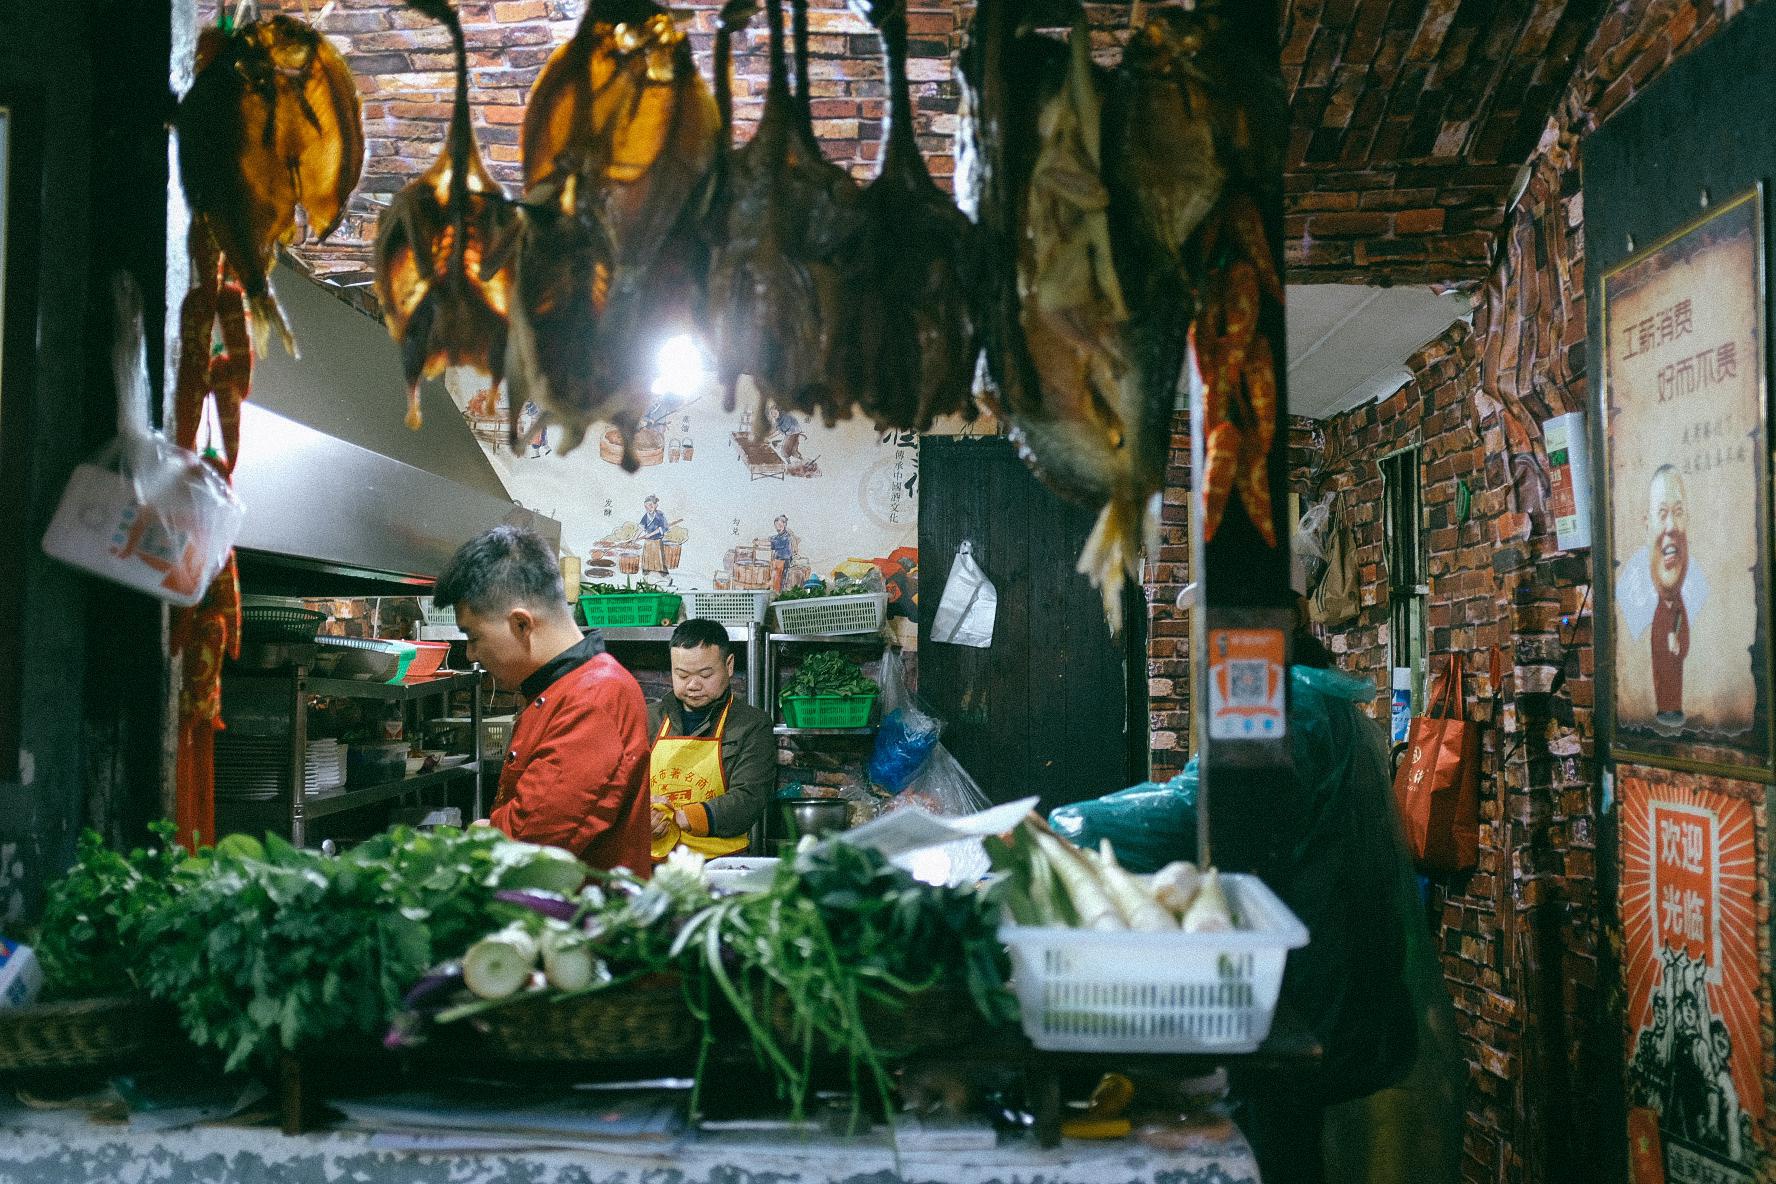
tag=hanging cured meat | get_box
[1150,1,1287,547]
[177,13,364,356]
[498,173,614,458]
[705,0,872,427]
[962,0,1284,630]
[851,0,979,432]
[372,0,515,431]
[502,0,720,463]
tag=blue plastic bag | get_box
[867,652,941,791]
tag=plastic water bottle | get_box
[1391,668,1413,744]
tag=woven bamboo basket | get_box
[467,976,696,1064]
[0,993,165,1072]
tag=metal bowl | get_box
[779,798,851,843]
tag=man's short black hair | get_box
[671,618,732,657]
[433,524,566,617]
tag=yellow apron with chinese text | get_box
[650,701,749,860]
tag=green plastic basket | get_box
[780,693,877,729]
[579,593,683,628]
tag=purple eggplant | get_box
[493,888,580,922]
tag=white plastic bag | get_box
[931,540,997,648]
[40,276,244,607]
[888,745,994,885]
[1292,492,1335,595]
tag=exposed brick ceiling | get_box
[228,0,1607,303]
[1282,0,1608,283]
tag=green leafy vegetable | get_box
[582,580,671,596]
[673,843,1013,1122]
[134,827,588,1071]
[778,651,877,701]
[32,821,187,1001]
[772,584,830,602]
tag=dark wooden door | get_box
[917,436,1146,814]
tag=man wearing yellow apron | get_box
[649,619,776,860]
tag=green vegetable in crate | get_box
[582,579,672,596]
[778,650,876,701]
[772,583,830,602]
[32,821,187,1001]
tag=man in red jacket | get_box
[434,525,652,873]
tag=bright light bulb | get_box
[651,333,712,402]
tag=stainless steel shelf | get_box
[304,764,477,819]
[773,726,877,736]
[305,671,480,701]
[767,633,887,644]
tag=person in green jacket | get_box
[1051,634,1463,1183]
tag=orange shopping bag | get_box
[1392,653,1481,872]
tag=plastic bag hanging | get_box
[40,275,245,607]
[931,540,997,648]
[868,650,943,791]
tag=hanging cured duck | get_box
[500,0,720,465]
[372,0,516,432]
[177,11,364,356]
[961,0,1285,631]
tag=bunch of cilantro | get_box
[134,827,586,1072]
[32,821,187,1001]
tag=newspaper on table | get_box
[832,796,1037,865]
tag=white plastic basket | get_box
[770,591,888,636]
[998,874,1308,1054]
[681,590,770,628]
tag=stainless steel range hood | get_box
[232,402,560,586]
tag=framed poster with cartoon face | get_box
[1599,186,1773,780]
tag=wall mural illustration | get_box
[446,368,978,592]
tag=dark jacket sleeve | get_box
[702,702,777,837]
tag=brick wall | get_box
[1287,4,1770,1180]
[1144,411,1190,782]
[239,0,966,287]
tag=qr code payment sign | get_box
[1207,628,1286,740]
[1228,661,1267,704]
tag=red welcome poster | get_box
[1621,767,1764,1182]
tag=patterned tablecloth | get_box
[0,1102,1261,1184]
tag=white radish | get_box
[1031,827,1123,929]
[1150,861,1203,917]
[1181,868,1236,933]
[462,925,539,1000]
[1097,840,1177,931]
[539,925,599,992]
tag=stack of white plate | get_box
[215,736,287,801]
[305,740,347,795]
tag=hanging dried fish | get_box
[177,13,364,356]
[961,0,1284,631]
[706,0,872,427]
[1109,9,1224,278]
[851,0,979,431]
[372,0,515,431]
[503,0,720,464]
